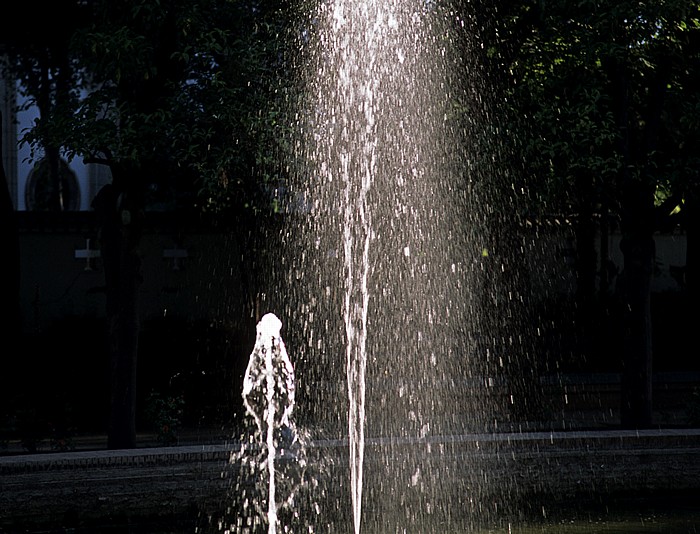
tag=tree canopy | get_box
[2,0,297,217]
[2,0,699,439]
[492,0,700,427]
[500,0,700,230]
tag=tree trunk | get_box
[686,192,699,303]
[617,171,657,429]
[93,169,143,450]
[0,111,22,391]
[107,248,141,449]
[619,233,654,428]
[604,40,668,429]
[574,203,598,356]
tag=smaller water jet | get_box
[226,313,314,534]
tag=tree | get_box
[498,1,700,427]
[0,110,21,403]
[2,0,293,448]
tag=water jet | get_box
[235,1,506,531]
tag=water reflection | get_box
[54,502,699,534]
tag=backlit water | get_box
[278,1,505,532]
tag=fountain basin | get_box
[1,429,699,532]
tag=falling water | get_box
[290,1,470,532]
[274,0,515,531]
[335,4,378,531]
[226,313,314,534]
[241,314,292,534]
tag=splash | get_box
[242,313,295,444]
[294,3,468,532]
[284,0,500,531]
[229,313,308,534]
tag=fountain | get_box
[279,2,500,532]
[239,313,298,533]
[223,313,324,534]
[131,0,700,528]
[228,1,526,532]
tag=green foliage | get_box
[498,0,700,226]
[145,391,185,445]
[2,0,298,216]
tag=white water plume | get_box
[279,0,503,531]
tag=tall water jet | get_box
[267,0,524,531]
[284,0,485,534]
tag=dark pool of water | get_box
[9,495,700,533]
[24,509,697,534]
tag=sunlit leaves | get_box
[499,0,700,227]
